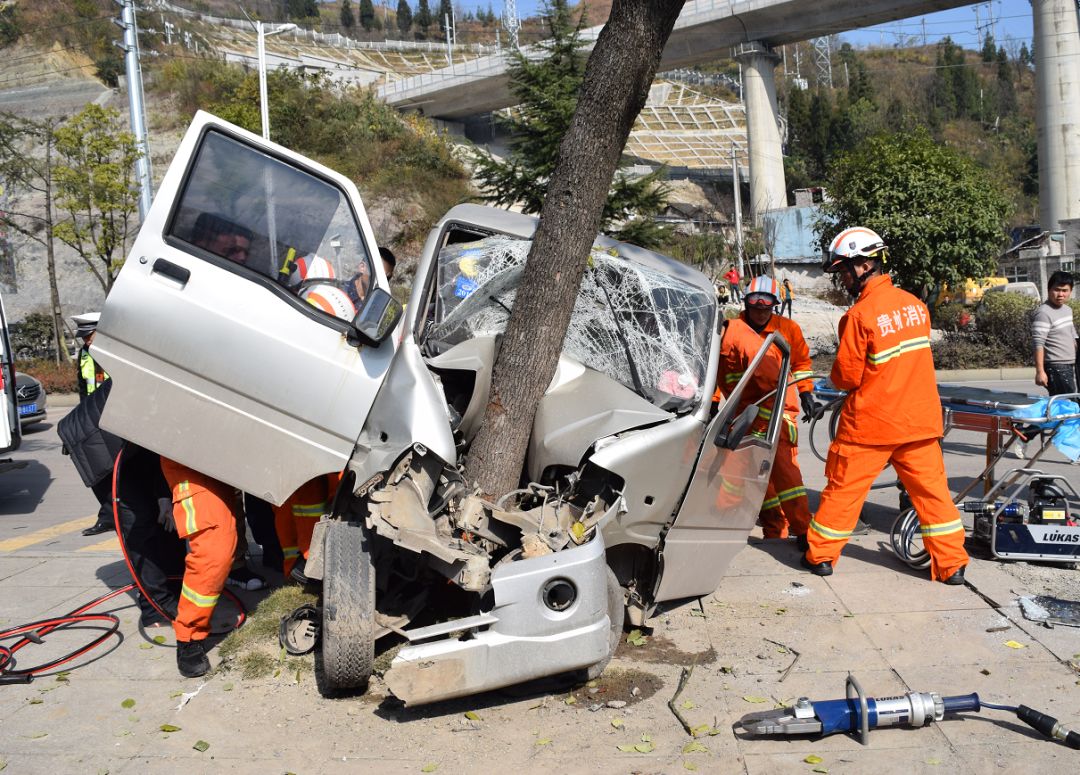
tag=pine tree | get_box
[396,0,412,35]
[415,0,431,36]
[981,33,996,63]
[471,0,669,247]
[340,0,355,30]
[359,0,375,30]
[437,0,452,32]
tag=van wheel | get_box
[316,520,375,696]
[585,567,625,681]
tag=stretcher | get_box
[810,381,1080,565]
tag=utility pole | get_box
[731,148,744,278]
[812,37,833,89]
[445,14,454,69]
[114,0,153,220]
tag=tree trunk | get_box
[462,0,686,498]
[43,136,69,364]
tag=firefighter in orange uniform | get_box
[159,458,238,677]
[275,474,340,582]
[802,227,968,583]
[715,276,816,541]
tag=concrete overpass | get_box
[379,0,976,119]
[380,0,1080,232]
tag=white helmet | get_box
[825,227,888,273]
[300,283,356,322]
[286,254,336,289]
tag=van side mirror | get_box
[352,288,403,345]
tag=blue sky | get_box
[485,1,1035,50]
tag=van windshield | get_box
[424,235,714,413]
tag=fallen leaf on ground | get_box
[121,698,135,709]
[223,683,234,692]
[26,732,48,739]
[535,738,552,746]
[680,700,695,710]
[153,635,166,645]
[926,758,941,765]
[742,696,769,704]
[610,718,624,729]
[683,761,698,771]
[626,629,647,647]
[421,763,438,773]
[160,724,181,733]
[55,672,70,683]
[464,711,481,721]
[682,741,708,754]
[28,699,43,705]
[812,768,828,774]
[689,608,705,618]
[138,643,153,650]
[804,754,823,764]
[169,691,184,698]
[1004,640,1027,649]
[193,740,209,752]
[564,696,577,705]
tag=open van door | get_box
[651,332,791,602]
[95,112,396,504]
[0,291,19,454]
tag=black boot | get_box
[176,640,210,678]
[800,553,833,577]
[943,566,966,586]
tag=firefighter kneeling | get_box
[803,227,969,583]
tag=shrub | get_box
[934,302,971,332]
[931,332,1013,370]
[9,312,57,360]
[18,357,79,394]
[973,291,1038,366]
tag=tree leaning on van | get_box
[462,0,687,498]
[815,128,1011,304]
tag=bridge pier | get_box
[1032,0,1080,231]
[733,41,787,221]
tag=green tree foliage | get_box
[471,0,670,248]
[436,0,452,32]
[51,104,142,293]
[931,37,980,122]
[816,129,1012,302]
[287,0,319,20]
[359,0,374,30]
[341,0,356,30]
[415,0,432,34]
[396,0,412,35]
[981,32,996,63]
[0,2,20,47]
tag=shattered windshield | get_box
[425,235,714,413]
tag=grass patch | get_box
[217,586,318,679]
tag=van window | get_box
[167,130,374,321]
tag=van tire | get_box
[316,519,375,696]
[585,567,624,681]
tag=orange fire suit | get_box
[715,314,811,538]
[159,458,238,642]
[805,275,968,580]
[274,474,338,575]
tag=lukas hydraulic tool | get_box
[739,675,1080,749]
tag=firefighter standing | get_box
[715,277,816,541]
[802,227,968,583]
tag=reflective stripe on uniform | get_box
[777,485,806,503]
[792,369,814,383]
[292,503,326,519]
[178,481,197,535]
[867,336,931,366]
[282,546,300,560]
[725,371,744,384]
[721,477,744,495]
[809,518,852,541]
[181,583,220,608]
[761,495,781,511]
[920,518,965,537]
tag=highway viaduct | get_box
[380,0,1080,231]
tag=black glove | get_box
[799,391,820,423]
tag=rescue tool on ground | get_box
[738,674,1080,749]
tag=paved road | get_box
[0,405,109,556]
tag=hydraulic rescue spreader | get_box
[739,675,1080,749]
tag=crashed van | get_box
[95,112,791,705]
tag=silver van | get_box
[94,112,790,704]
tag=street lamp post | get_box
[257,22,297,141]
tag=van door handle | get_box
[152,258,190,286]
